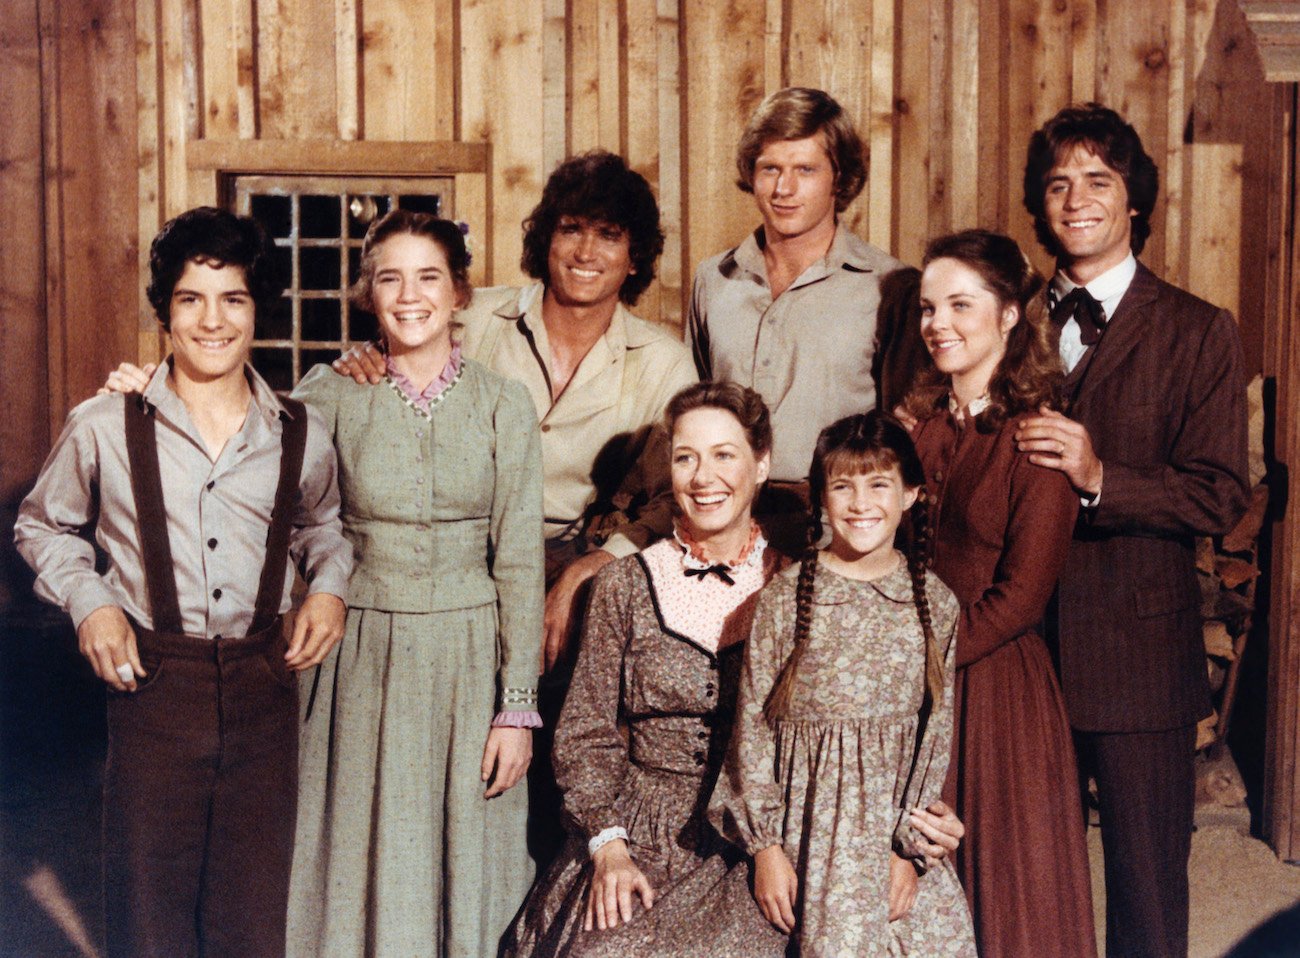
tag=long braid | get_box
[906,488,944,717]
[763,546,819,726]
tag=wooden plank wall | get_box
[17,0,1284,398]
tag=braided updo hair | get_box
[902,228,1064,428]
[763,412,941,724]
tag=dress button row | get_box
[692,751,705,765]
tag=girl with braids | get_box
[903,229,1095,958]
[709,412,976,957]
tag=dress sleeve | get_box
[955,450,1079,668]
[892,582,959,866]
[490,378,545,710]
[707,581,791,855]
[552,562,636,839]
[14,402,119,628]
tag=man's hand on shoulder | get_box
[330,342,386,384]
[98,363,156,396]
[1014,405,1103,498]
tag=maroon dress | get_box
[912,408,1097,958]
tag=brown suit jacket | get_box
[1053,261,1249,732]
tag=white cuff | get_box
[588,826,628,857]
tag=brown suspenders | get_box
[123,393,310,636]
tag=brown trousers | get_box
[1075,724,1197,958]
[103,621,298,958]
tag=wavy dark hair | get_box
[763,412,942,726]
[146,206,283,331]
[1022,102,1159,257]
[520,150,664,306]
[664,380,773,459]
[902,229,1064,428]
[349,210,472,317]
[735,87,867,214]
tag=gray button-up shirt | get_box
[688,225,905,481]
[15,361,352,638]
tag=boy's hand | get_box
[78,605,146,691]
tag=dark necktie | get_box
[684,564,735,586]
[1052,287,1106,347]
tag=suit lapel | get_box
[1071,261,1161,408]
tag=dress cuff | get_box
[491,710,543,728]
[588,826,628,856]
[499,685,539,710]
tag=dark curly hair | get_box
[1022,102,1159,257]
[735,87,867,214]
[902,229,1064,428]
[349,210,472,315]
[763,412,942,725]
[664,380,773,459]
[146,206,283,331]
[520,150,664,306]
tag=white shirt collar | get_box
[1050,252,1137,321]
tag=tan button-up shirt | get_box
[688,225,906,481]
[15,361,352,637]
[459,283,697,557]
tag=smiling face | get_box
[1043,143,1136,284]
[167,259,256,388]
[546,215,635,310]
[370,232,462,358]
[671,406,770,557]
[919,257,1018,403]
[822,463,917,569]
[752,136,838,244]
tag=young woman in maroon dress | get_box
[903,229,1096,958]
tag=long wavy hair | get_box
[902,229,1064,428]
[763,412,941,725]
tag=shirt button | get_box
[416,476,425,485]
[213,634,222,641]
[697,731,708,741]
[212,588,222,600]
[541,424,551,433]
[207,538,218,550]
[693,751,705,765]
[206,481,215,491]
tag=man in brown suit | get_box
[1015,104,1250,958]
